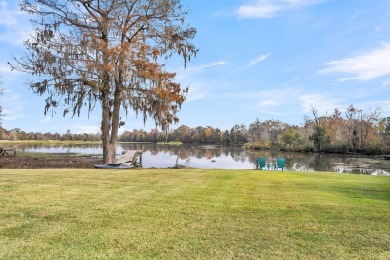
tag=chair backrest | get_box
[277,158,285,167]
[117,150,142,164]
[258,157,266,167]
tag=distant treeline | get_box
[0,128,101,142]
[1,105,390,155]
[119,105,390,155]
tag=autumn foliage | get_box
[10,0,197,163]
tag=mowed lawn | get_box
[0,169,389,259]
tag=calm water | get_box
[13,143,390,175]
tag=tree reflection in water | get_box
[16,143,390,175]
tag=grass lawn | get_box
[0,169,389,259]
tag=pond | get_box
[11,143,390,175]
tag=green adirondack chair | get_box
[274,158,285,171]
[257,157,269,170]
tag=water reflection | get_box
[12,143,390,175]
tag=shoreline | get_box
[0,154,101,169]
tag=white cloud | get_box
[76,125,100,134]
[1,91,25,121]
[237,0,326,19]
[3,113,26,121]
[172,61,228,102]
[238,2,280,19]
[3,103,25,120]
[186,84,208,102]
[258,99,284,106]
[174,61,226,82]
[283,78,299,84]
[0,63,10,73]
[243,53,270,70]
[254,87,302,113]
[0,2,31,44]
[220,87,302,118]
[0,63,22,74]
[223,86,300,102]
[299,94,342,114]
[380,100,390,114]
[382,80,390,88]
[318,42,390,81]
[189,61,226,71]
[0,1,17,26]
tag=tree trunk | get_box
[107,85,122,163]
[100,68,117,163]
[101,86,116,163]
[100,23,118,164]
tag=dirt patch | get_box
[0,155,102,169]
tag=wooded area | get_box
[1,105,389,155]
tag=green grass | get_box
[0,169,389,259]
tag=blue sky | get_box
[1,0,390,134]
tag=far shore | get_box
[0,140,102,146]
[1,140,389,158]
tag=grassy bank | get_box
[0,169,389,259]
[157,141,183,145]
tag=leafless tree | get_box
[309,106,329,152]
